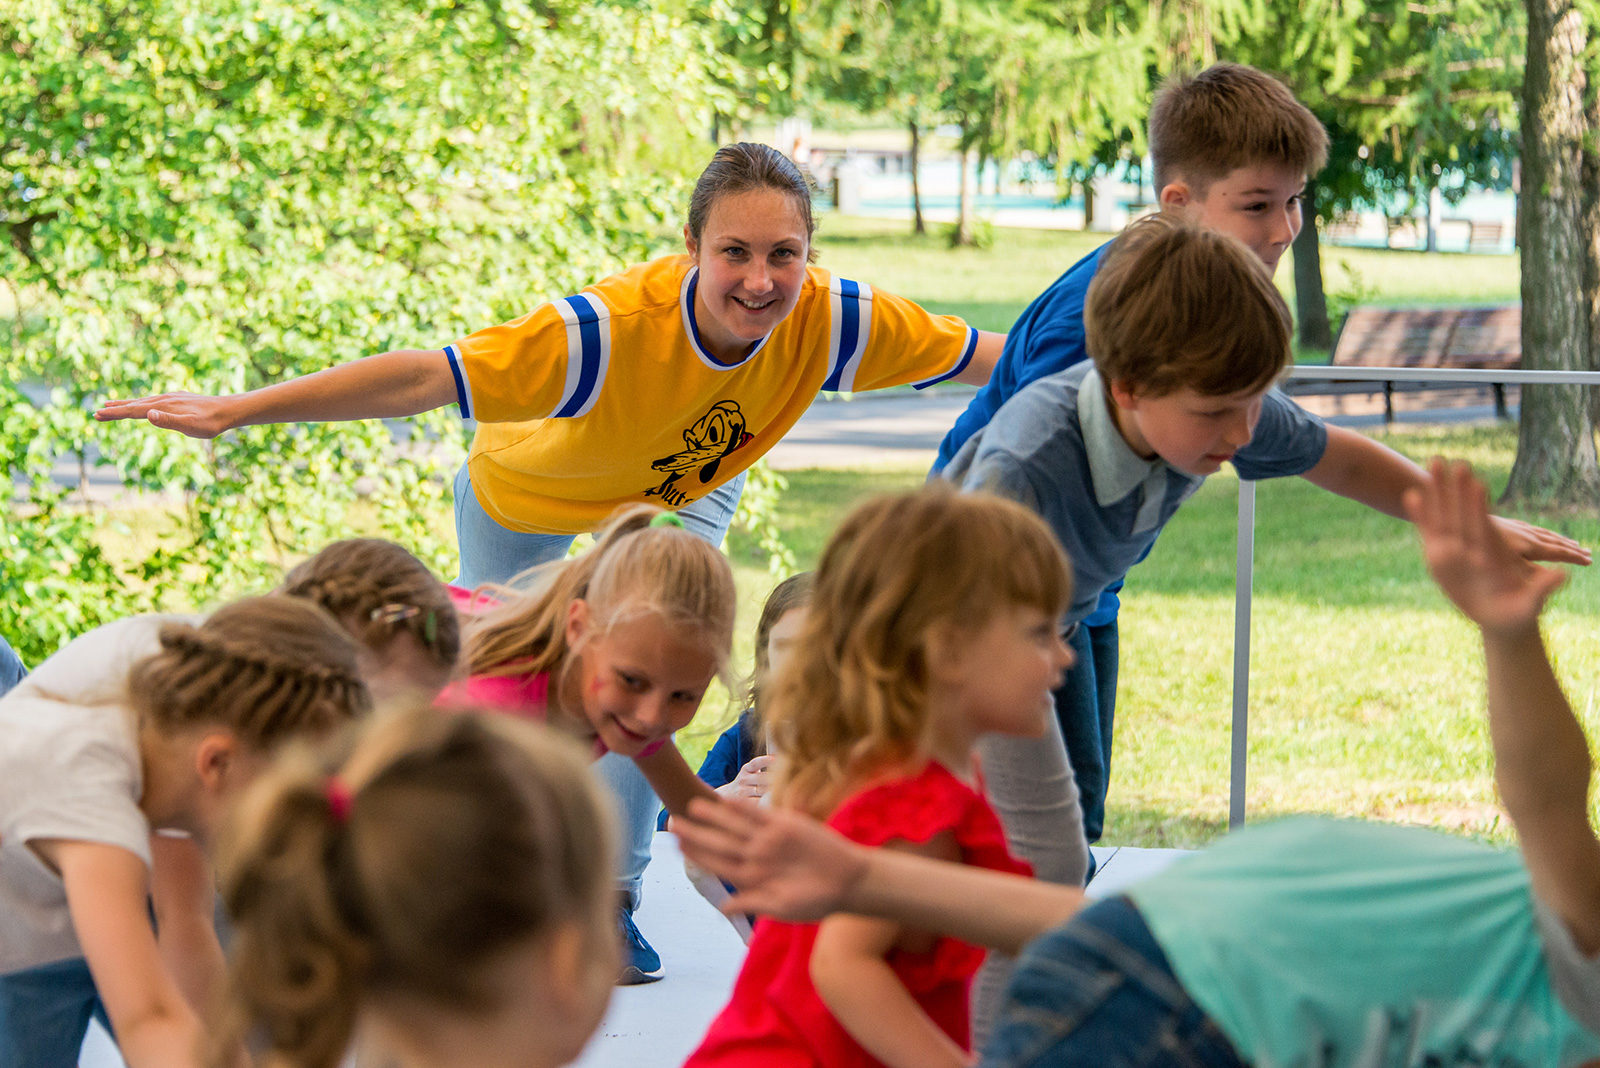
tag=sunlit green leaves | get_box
[0,0,725,659]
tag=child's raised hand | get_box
[95,392,236,439]
[677,797,867,924]
[717,754,774,802]
[1404,459,1568,636]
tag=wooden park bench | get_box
[1286,305,1521,423]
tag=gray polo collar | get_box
[1077,369,1180,534]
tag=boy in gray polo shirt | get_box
[943,215,1589,1030]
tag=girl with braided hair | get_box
[279,537,462,706]
[212,702,618,1068]
[0,595,372,1068]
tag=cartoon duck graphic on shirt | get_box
[646,400,755,507]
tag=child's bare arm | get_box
[94,348,457,439]
[811,833,972,1068]
[635,743,719,817]
[1406,459,1600,953]
[41,839,204,1068]
[149,835,224,1016]
[812,912,973,1068]
[1306,426,1590,565]
[677,798,1081,955]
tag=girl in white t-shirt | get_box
[0,596,372,1068]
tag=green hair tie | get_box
[649,512,686,530]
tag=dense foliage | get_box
[1,0,732,661]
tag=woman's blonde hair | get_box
[462,504,737,684]
[280,538,460,674]
[769,488,1072,819]
[211,703,615,1068]
[126,596,370,749]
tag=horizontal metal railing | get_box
[1227,365,1600,829]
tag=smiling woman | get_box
[94,141,1006,985]
[94,143,1002,568]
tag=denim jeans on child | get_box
[0,957,112,1068]
[1055,618,1119,861]
[980,896,1246,1068]
[0,636,25,699]
[451,461,747,904]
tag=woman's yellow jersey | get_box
[445,255,978,534]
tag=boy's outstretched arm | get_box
[1406,459,1600,954]
[94,349,456,439]
[676,798,1082,955]
[1305,426,1590,565]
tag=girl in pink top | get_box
[441,503,737,818]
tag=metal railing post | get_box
[1231,479,1256,830]
[1224,364,1600,834]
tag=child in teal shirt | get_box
[675,460,1600,1066]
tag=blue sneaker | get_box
[616,904,663,985]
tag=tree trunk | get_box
[955,138,975,246]
[909,117,926,236]
[1585,92,1600,427]
[1082,171,1096,230]
[1504,0,1600,507]
[1292,179,1333,353]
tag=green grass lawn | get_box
[716,423,1600,851]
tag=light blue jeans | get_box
[451,462,747,906]
[0,957,111,1068]
[0,636,25,698]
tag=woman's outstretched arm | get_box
[95,349,457,439]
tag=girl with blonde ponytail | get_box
[214,703,618,1068]
[0,596,371,1068]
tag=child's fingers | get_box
[1438,458,1471,543]
[1410,457,1448,534]
[686,795,765,833]
[1459,463,1497,551]
[1534,564,1570,603]
[677,798,764,864]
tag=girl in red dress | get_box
[684,487,1075,1068]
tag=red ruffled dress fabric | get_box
[684,761,1031,1067]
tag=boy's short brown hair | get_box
[1148,63,1328,193]
[1085,214,1292,398]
